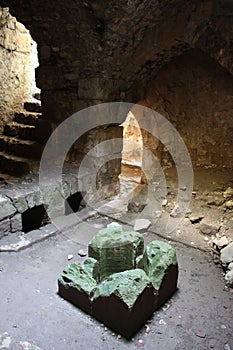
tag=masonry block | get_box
[88,222,144,280]
[26,191,43,209]
[10,213,22,233]
[12,196,28,213]
[0,218,11,239]
[0,195,17,221]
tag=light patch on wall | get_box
[120,110,143,183]
[0,7,40,131]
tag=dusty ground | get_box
[0,217,233,350]
[118,165,233,250]
[0,166,233,350]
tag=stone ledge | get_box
[0,165,91,241]
[0,223,57,252]
[0,207,97,252]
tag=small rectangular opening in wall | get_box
[65,192,86,215]
[22,204,50,233]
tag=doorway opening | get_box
[65,191,86,215]
[0,7,40,131]
[120,110,143,184]
[22,204,50,233]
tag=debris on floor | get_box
[78,249,87,257]
[0,332,43,350]
[199,223,220,235]
[195,331,206,338]
[0,332,12,349]
[209,237,233,287]
[134,218,151,233]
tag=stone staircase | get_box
[0,101,44,177]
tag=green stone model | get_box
[58,222,178,339]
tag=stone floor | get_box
[0,214,233,350]
[0,165,233,349]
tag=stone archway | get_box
[0,7,40,131]
[120,109,143,184]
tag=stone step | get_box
[4,122,35,140]
[33,92,41,101]
[0,136,43,159]
[0,151,39,176]
[24,101,41,113]
[14,111,41,126]
[0,172,18,183]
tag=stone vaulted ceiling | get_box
[0,0,232,95]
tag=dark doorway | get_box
[65,192,86,215]
[22,204,50,233]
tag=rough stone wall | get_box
[2,0,232,123]
[0,0,232,191]
[0,7,39,132]
[145,50,233,168]
[66,124,124,198]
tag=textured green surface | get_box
[92,269,151,309]
[143,240,177,292]
[136,254,144,269]
[88,222,144,280]
[83,257,100,282]
[59,263,97,294]
[58,225,178,312]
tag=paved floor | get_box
[0,214,233,350]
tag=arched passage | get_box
[120,110,143,184]
[0,7,40,131]
[117,48,233,205]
